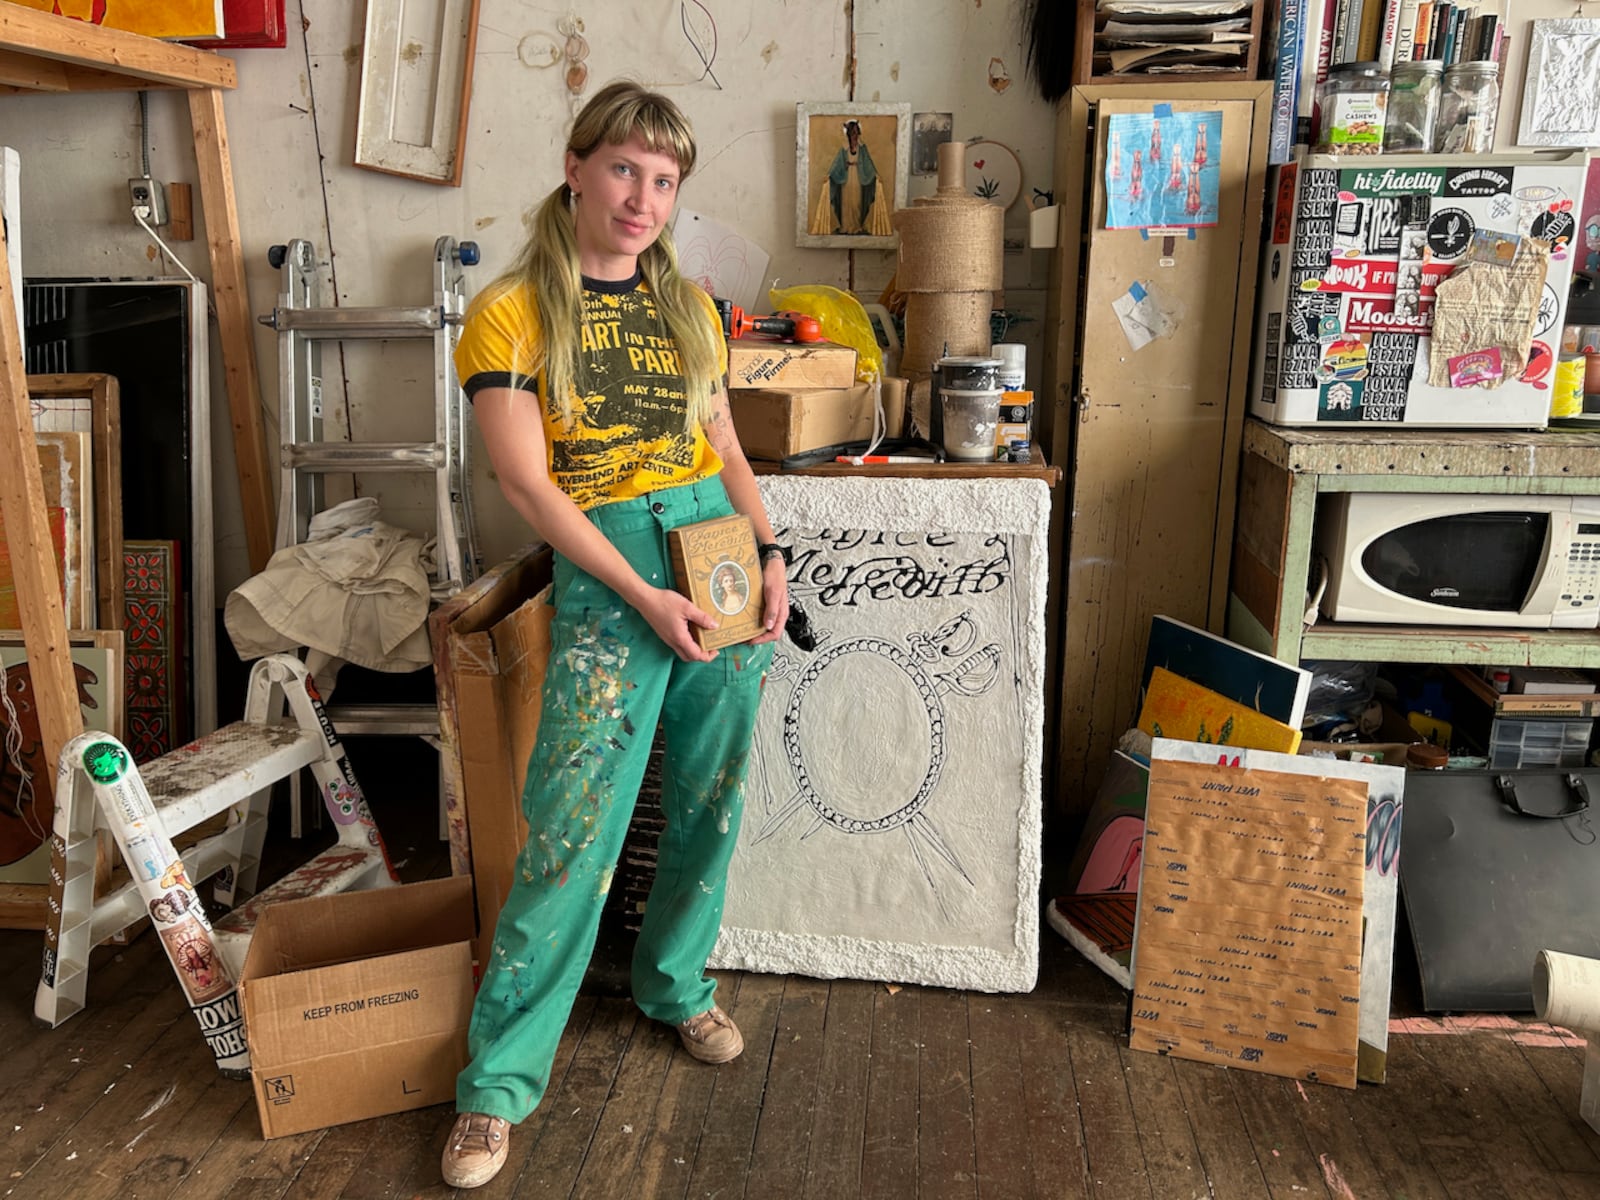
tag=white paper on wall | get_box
[712,476,1051,993]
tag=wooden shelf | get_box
[1298,623,1600,669]
[0,5,235,92]
[1244,420,1600,482]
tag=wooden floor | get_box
[2,777,1597,1198]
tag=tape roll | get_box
[1533,948,1600,1030]
[902,291,992,378]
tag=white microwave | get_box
[1317,494,1600,629]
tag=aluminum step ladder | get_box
[33,653,397,1077]
[258,236,482,831]
[260,234,483,600]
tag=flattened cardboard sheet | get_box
[1130,758,1366,1089]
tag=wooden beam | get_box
[0,46,67,90]
[188,86,274,573]
[0,6,235,90]
[0,206,85,936]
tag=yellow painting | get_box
[5,0,224,40]
[1137,666,1303,755]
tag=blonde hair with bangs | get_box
[483,80,722,431]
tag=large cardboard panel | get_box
[240,876,475,1138]
[429,546,553,963]
[1130,755,1366,1089]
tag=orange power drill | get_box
[713,297,824,343]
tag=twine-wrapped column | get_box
[892,141,1004,379]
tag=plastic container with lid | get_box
[1384,60,1442,153]
[1314,62,1389,155]
[1437,61,1500,155]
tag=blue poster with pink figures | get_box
[1103,109,1223,231]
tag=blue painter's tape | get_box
[1129,282,1148,301]
[1153,103,1174,118]
[1187,228,1197,240]
[1140,228,1150,240]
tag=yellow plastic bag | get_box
[767,284,884,383]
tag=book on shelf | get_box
[1376,0,1403,67]
[1355,0,1382,60]
[1268,0,1304,163]
[1331,0,1354,64]
[1298,0,1335,132]
[1393,0,1420,61]
[666,513,765,652]
[1447,665,1600,718]
[1412,0,1435,58]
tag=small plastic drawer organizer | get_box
[1487,718,1594,770]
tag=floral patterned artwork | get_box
[124,540,185,762]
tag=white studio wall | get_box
[4,0,1056,595]
[711,476,1052,993]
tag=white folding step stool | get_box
[34,653,396,1076]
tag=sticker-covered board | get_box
[1251,152,1587,427]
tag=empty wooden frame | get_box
[353,0,481,186]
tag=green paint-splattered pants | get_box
[456,475,772,1123]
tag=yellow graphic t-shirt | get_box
[454,271,727,510]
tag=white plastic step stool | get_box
[34,653,398,1076]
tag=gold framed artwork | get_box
[29,374,123,631]
[796,101,911,250]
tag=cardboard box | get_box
[726,338,857,390]
[430,547,554,964]
[730,383,878,460]
[240,877,476,1138]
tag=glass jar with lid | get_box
[1384,60,1443,153]
[1437,61,1500,154]
[1313,62,1389,155]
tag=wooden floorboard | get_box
[801,978,873,1200]
[745,975,828,1199]
[2,863,1597,1200]
[860,982,921,1200]
[918,988,978,1200]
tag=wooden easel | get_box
[0,7,275,929]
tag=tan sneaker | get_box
[675,1003,744,1064]
[441,1111,511,1189]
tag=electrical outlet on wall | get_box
[127,177,168,226]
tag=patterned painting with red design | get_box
[123,540,186,762]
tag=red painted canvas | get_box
[124,540,186,762]
[184,0,286,48]
[0,506,69,630]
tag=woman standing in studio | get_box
[441,79,790,1190]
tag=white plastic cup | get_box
[940,387,1002,461]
